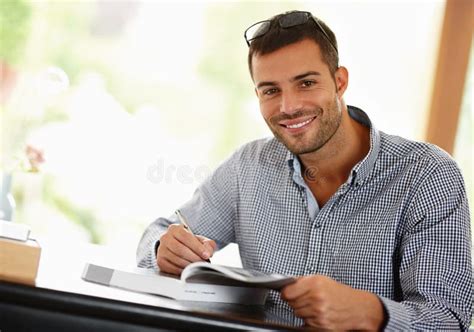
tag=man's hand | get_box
[156,224,217,275]
[281,275,385,331]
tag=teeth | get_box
[287,118,313,129]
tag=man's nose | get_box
[279,90,302,115]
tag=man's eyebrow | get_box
[256,71,321,89]
[291,71,321,81]
[256,81,277,89]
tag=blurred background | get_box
[1,0,472,259]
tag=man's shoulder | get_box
[233,137,288,164]
[378,131,458,171]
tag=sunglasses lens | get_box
[245,21,270,44]
[279,12,308,28]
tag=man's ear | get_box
[334,66,349,98]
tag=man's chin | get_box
[287,145,320,156]
[270,128,319,155]
[278,138,320,156]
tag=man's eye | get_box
[301,80,315,87]
[263,88,279,96]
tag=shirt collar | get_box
[286,105,380,187]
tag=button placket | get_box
[305,210,326,275]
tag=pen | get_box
[175,210,211,263]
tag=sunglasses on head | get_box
[244,11,338,54]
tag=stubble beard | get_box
[267,98,342,156]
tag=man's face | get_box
[251,39,346,155]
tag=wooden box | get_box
[0,237,41,285]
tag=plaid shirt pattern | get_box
[137,106,472,330]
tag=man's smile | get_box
[275,115,319,135]
[279,116,317,129]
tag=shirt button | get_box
[314,222,322,229]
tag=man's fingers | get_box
[287,294,315,310]
[173,226,211,260]
[204,239,217,251]
[167,241,202,263]
[164,246,196,267]
[159,228,201,262]
[293,302,320,318]
[288,298,338,330]
[156,250,184,275]
[158,257,183,275]
[281,277,312,301]
[196,235,217,255]
[304,318,325,329]
[157,224,216,275]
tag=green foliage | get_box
[51,195,103,244]
[43,176,103,244]
[33,2,96,84]
[0,0,32,66]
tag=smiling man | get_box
[137,11,472,330]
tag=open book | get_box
[82,262,295,305]
[181,262,295,289]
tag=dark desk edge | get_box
[0,281,303,331]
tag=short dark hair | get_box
[247,11,339,77]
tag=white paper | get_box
[0,220,30,242]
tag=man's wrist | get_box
[356,290,386,331]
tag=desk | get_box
[0,240,304,331]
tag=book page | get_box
[181,262,295,289]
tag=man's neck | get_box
[299,107,370,187]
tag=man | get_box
[137,11,472,330]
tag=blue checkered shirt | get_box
[137,106,473,330]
